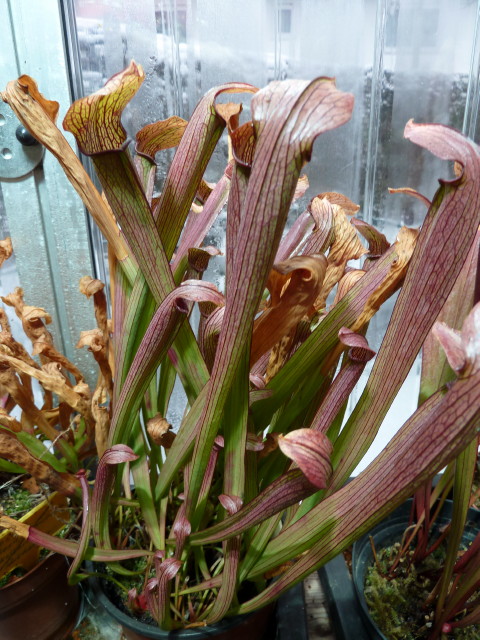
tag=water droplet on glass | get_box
[1,148,12,160]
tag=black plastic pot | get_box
[319,553,371,640]
[352,500,480,639]
[352,501,414,640]
[320,500,480,640]
[89,574,307,640]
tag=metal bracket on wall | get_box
[0,0,97,382]
[0,103,44,180]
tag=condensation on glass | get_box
[68,0,480,469]
[71,0,480,222]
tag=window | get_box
[279,8,292,34]
[156,9,187,43]
[385,3,400,48]
[421,8,439,48]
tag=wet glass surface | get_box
[69,0,480,470]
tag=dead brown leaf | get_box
[251,255,327,366]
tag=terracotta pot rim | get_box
[0,552,68,595]
[0,552,81,640]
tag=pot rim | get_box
[89,572,273,639]
[351,499,480,639]
[0,552,68,594]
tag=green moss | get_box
[0,483,43,588]
[104,555,153,590]
[1,486,42,518]
[0,479,76,589]
[0,567,27,589]
[364,544,479,639]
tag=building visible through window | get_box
[156,8,187,43]
[279,8,292,34]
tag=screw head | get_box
[15,125,39,147]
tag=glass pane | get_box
[373,0,480,236]
[71,1,480,211]
[68,0,480,470]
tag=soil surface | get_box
[365,543,479,640]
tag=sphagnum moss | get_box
[365,544,479,640]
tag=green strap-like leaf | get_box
[189,469,315,546]
[113,277,157,403]
[91,445,138,549]
[110,282,224,446]
[184,78,354,524]
[64,63,210,415]
[330,123,480,490]
[432,439,478,632]
[67,470,92,582]
[153,84,257,257]
[203,350,250,621]
[419,228,480,403]
[237,365,480,612]
[131,425,164,550]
